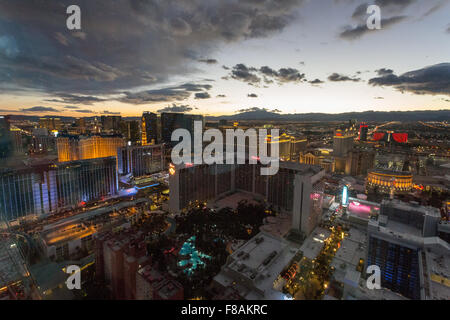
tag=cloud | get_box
[374,96,385,99]
[247,93,258,98]
[119,82,212,104]
[228,64,306,86]
[63,105,80,109]
[20,106,59,113]
[194,92,211,99]
[198,59,218,64]
[376,68,394,76]
[368,63,450,96]
[157,104,193,113]
[328,73,361,82]
[216,94,226,98]
[309,79,324,85]
[0,0,306,96]
[45,94,106,105]
[340,16,407,40]
[230,64,261,85]
[74,109,94,114]
[102,110,121,115]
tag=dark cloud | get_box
[194,92,211,99]
[74,109,94,114]
[328,73,361,82]
[198,59,218,64]
[309,79,324,85]
[20,106,59,113]
[102,110,121,115]
[45,94,106,105]
[247,93,258,98]
[0,0,306,96]
[230,64,261,85]
[63,105,80,109]
[228,64,305,86]
[340,16,407,40]
[216,94,226,98]
[157,103,193,113]
[368,63,450,96]
[119,82,212,104]
[376,68,394,76]
[277,68,305,83]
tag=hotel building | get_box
[57,134,125,162]
[365,200,448,300]
[169,161,325,236]
[118,144,165,177]
[0,157,118,222]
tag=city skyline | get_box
[0,0,449,117]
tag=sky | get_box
[0,0,449,117]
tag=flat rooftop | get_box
[299,227,331,260]
[425,248,450,300]
[331,228,366,284]
[382,199,441,218]
[214,232,298,300]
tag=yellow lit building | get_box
[365,169,413,195]
[57,135,125,162]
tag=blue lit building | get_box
[0,157,118,221]
[365,199,444,300]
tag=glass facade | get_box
[367,236,421,300]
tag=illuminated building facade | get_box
[366,200,443,300]
[299,149,335,173]
[333,129,355,157]
[169,161,325,236]
[365,169,413,195]
[118,144,165,177]
[57,135,125,162]
[39,117,62,131]
[141,112,158,145]
[56,135,80,161]
[359,123,368,141]
[266,133,307,161]
[0,157,118,221]
[373,132,408,143]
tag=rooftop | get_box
[299,227,331,260]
